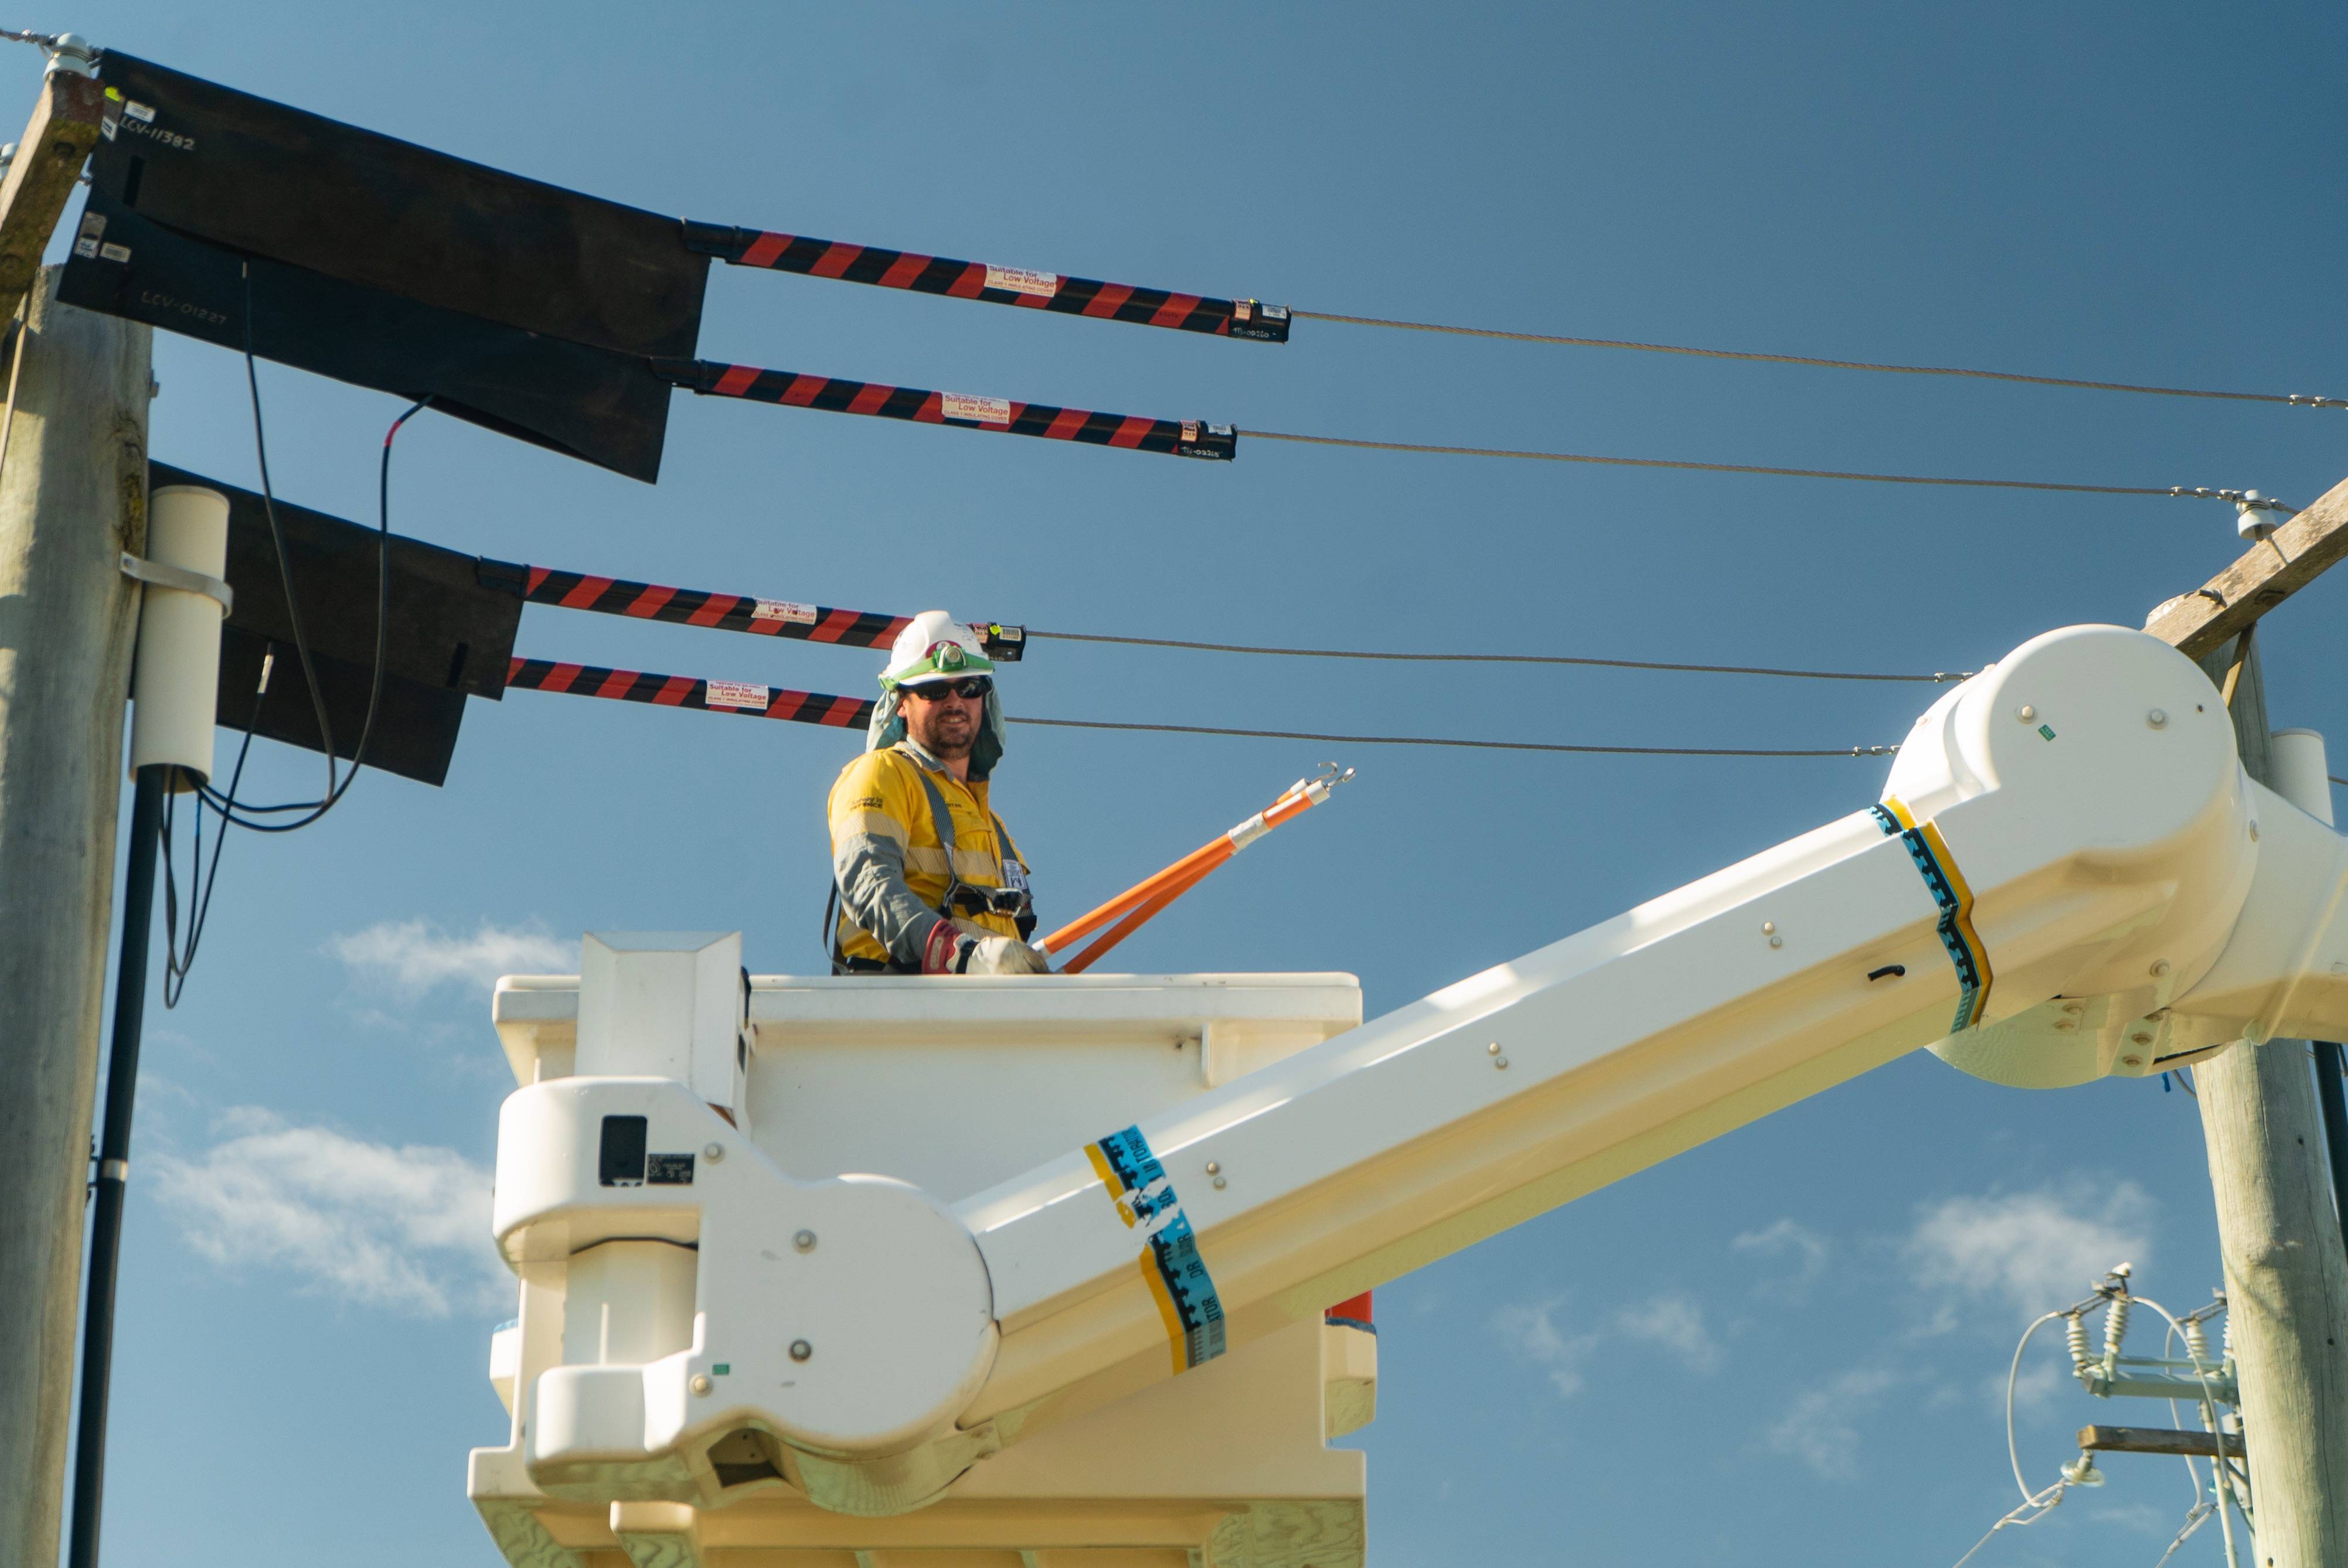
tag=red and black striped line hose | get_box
[505,657,876,730]
[475,562,1026,662]
[681,221,1289,344]
[500,562,906,647]
[651,359,1237,461]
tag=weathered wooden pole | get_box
[2190,629,2348,1567]
[2267,727,2348,1244]
[0,267,153,1568]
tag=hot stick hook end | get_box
[1296,762,1356,800]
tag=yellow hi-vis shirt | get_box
[828,744,1028,967]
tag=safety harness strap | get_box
[908,758,961,855]
[904,752,1033,925]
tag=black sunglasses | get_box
[902,677,992,701]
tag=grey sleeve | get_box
[834,831,947,966]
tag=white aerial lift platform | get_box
[468,624,2348,1568]
[477,969,1377,1567]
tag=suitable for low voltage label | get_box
[705,679,770,710]
[940,392,1014,425]
[983,264,1060,298]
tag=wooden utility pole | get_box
[2143,475,2348,1568]
[0,265,152,1568]
[2184,634,2348,1566]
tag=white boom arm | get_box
[491,624,2348,1514]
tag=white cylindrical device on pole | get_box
[128,485,230,789]
[2235,490,2279,543]
[2270,729,2334,826]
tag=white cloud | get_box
[1905,1178,2153,1321]
[329,918,571,998]
[1739,1181,2156,1488]
[2007,1356,2070,1411]
[1733,1217,1832,1300]
[1765,1366,1901,1481]
[1614,1291,1721,1374]
[1493,1297,1601,1398]
[133,1069,202,1110]
[2090,1501,2182,1537]
[1496,1290,1722,1396]
[151,1108,506,1318]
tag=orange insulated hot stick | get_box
[1041,765,1355,974]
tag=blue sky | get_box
[54,2,2348,1564]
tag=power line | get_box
[504,656,1897,758]
[1246,427,2295,507]
[1009,715,1896,758]
[1289,309,2348,410]
[652,359,2292,505]
[683,215,2346,411]
[506,558,1964,684]
[653,354,2295,509]
[1026,629,1965,683]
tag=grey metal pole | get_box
[64,763,165,1568]
[2192,634,2348,1566]
[0,270,152,1568]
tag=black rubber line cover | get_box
[89,52,707,360]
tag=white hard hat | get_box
[880,610,994,690]
[866,611,1009,779]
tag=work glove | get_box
[955,934,1053,975]
[920,922,1052,975]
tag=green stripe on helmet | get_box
[882,636,995,689]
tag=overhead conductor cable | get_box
[662,233,2295,499]
[646,360,2284,503]
[497,555,1951,682]
[1244,427,2301,510]
[678,214,2344,410]
[1287,309,2346,408]
[676,212,2336,406]
[1016,715,1897,758]
[1025,627,1962,682]
[503,654,1897,758]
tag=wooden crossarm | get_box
[2145,472,2348,660]
[0,71,104,325]
[2077,1423,2245,1459]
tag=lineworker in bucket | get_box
[825,612,1052,976]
